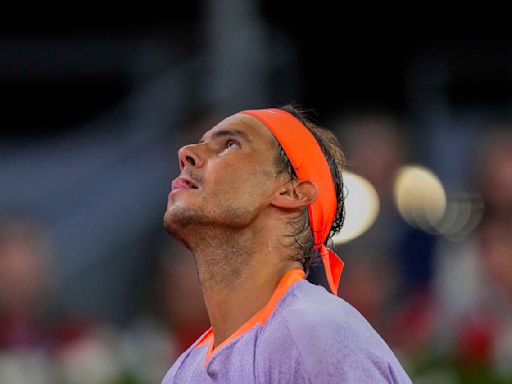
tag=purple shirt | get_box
[162,278,412,383]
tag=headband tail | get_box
[320,245,344,295]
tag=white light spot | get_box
[394,165,447,230]
[333,171,380,245]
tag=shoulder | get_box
[161,329,210,383]
[267,280,383,344]
[260,280,412,384]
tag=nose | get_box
[178,144,204,171]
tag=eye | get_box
[225,139,240,149]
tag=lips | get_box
[171,175,199,191]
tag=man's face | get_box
[164,113,281,235]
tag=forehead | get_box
[200,113,278,147]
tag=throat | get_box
[192,230,256,290]
[184,226,303,350]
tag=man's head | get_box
[164,105,345,274]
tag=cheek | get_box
[206,161,274,203]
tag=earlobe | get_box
[271,179,317,209]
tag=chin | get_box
[163,209,189,245]
[163,200,256,236]
[163,207,209,251]
[163,207,184,232]
[164,204,204,233]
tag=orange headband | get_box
[240,108,344,295]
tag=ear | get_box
[271,178,318,209]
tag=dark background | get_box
[3,7,512,136]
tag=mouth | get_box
[171,175,200,191]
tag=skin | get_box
[163,113,317,348]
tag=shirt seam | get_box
[283,318,313,384]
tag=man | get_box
[162,105,412,383]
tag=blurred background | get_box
[1,4,512,383]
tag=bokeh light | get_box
[393,165,447,231]
[433,193,484,241]
[333,171,380,245]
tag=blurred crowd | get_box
[1,113,512,384]
[0,215,209,383]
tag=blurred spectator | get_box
[0,214,58,383]
[0,215,54,351]
[0,215,96,352]
[333,114,407,330]
[323,113,442,377]
[0,214,122,383]
[331,114,431,316]
[431,127,512,382]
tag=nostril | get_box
[178,144,201,170]
[185,155,196,166]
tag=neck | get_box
[185,225,302,348]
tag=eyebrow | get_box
[199,129,252,144]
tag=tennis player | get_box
[162,105,412,383]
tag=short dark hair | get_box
[274,105,346,274]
